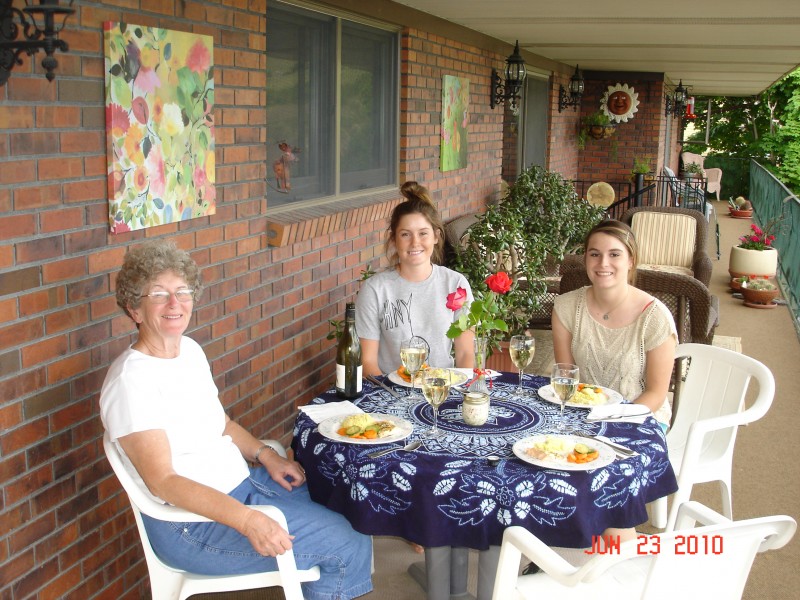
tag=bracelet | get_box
[254,444,276,463]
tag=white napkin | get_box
[452,368,501,379]
[299,401,364,424]
[588,403,651,424]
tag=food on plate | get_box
[337,414,396,439]
[397,364,428,382]
[567,443,600,464]
[571,383,607,406]
[526,436,599,464]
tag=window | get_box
[266,2,398,208]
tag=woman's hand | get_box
[240,509,295,556]
[261,451,306,491]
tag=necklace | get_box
[593,287,629,321]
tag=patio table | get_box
[291,372,677,599]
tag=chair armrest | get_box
[673,501,731,530]
[691,251,712,287]
[261,439,288,458]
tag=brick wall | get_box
[0,2,509,598]
[578,76,670,191]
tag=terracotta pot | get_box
[486,341,515,373]
[728,246,778,279]
[587,124,615,140]
[728,209,753,218]
[741,283,779,305]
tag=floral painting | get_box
[440,75,469,172]
[104,22,215,234]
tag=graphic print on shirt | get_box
[382,294,414,336]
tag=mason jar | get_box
[462,391,490,426]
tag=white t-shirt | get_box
[355,265,473,374]
[100,337,249,503]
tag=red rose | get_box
[446,287,468,311]
[485,272,512,294]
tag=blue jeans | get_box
[141,467,373,600]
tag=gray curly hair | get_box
[115,240,203,319]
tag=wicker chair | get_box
[620,205,713,287]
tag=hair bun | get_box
[400,181,433,205]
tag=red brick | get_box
[13,183,62,210]
[0,319,45,351]
[0,105,35,129]
[44,305,90,334]
[0,213,37,240]
[60,131,104,154]
[21,335,69,369]
[38,156,84,181]
[47,351,91,384]
[42,257,86,283]
[35,106,81,129]
[40,207,84,233]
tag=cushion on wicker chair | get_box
[638,263,694,278]
[631,212,696,269]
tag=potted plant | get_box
[451,165,606,362]
[578,110,616,148]
[683,161,704,181]
[631,155,652,179]
[728,196,753,218]
[741,279,779,306]
[728,221,780,279]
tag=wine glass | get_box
[509,334,535,397]
[551,362,579,432]
[421,367,451,438]
[400,336,428,402]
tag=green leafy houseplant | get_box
[452,165,606,350]
[578,110,616,148]
[631,155,652,176]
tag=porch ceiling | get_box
[392,0,800,96]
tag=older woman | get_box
[356,181,474,375]
[100,240,372,600]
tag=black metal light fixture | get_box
[664,80,688,118]
[0,0,76,86]
[558,64,584,112]
[490,40,526,113]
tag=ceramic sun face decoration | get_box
[601,83,640,123]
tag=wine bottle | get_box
[335,303,362,399]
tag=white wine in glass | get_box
[551,362,579,432]
[509,335,535,397]
[421,368,451,438]
[400,337,428,402]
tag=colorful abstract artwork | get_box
[440,75,469,172]
[104,22,215,234]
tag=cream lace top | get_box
[553,287,677,402]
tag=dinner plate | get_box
[537,383,623,409]
[512,434,616,471]
[387,368,473,389]
[318,413,414,445]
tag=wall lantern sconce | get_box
[0,0,75,87]
[558,64,584,112]
[490,40,526,113]
[664,80,688,118]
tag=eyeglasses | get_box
[143,290,195,304]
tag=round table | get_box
[292,372,677,550]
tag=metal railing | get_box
[750,160,800,335]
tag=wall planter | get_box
[587,124,616,140]
[728,246,778,279]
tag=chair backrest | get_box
[668,343,775,468]
[681,151,705,171]
[630,210,697,268]
[102,433,315,600]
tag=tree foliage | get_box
[683,68,800,192]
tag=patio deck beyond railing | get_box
[749,160,800,337]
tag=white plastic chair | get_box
[491,501,796,600]
[103,432,320,600]
[648,343,775,531]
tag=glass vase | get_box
[468,337,490,395]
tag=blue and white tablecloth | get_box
[292,373,677,549]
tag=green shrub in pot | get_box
[452,165,606,349]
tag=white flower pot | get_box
[728,246,778,279]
